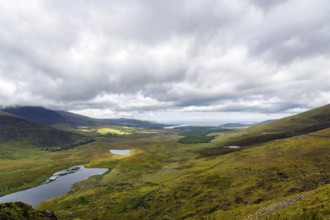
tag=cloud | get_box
[0,0,329,123]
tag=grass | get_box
[209,184,330,220]
[0,201,57,219]
[79,126,132,136]
[0,114,93,150]
[34,128,330,219]
[176,126,228,144]
[1,105,330,219]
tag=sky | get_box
[0,0,330,125]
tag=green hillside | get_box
[2,106,66,127]
[0,202,57,220]
[0,112,93,150]
[57,110,168,129]
[199,104,330,156]
[1,106,169,129]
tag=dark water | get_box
[0,165,108,207]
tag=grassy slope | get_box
[198,104,330,156]
[0,202,57,219]
[0,112,92,150]
[57,110,168,129]
[2,106,66,127]
[36,127,330,219]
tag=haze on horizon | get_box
[0,0,330,125]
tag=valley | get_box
[0,105,329,219]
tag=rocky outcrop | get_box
[0,201,57,220]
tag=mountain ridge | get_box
[0,110,93,150]
[2,106,168,129]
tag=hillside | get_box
[200,104,330,156]
[56,111,167,129]
[1,104,329,219]
[0,202,57,220]
[250,104,330,134]
[2,106,66,127]
[2,106,168,129]
[0,111,93,150]
[34,104,330,219]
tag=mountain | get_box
[251,104,330,134]
[56,111,167,129]
[219,104,330,147]
[218,123,252,128]
[2,106,168,129]
[0,111,93,150]
[2,106,66,127]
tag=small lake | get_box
[0,165,108,207]
[109,149,131,155]
[164,125,188,129]
[225,146,241,149]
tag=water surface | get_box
[109,149,131,155]
[0,165,108,207]
[225,146,241,149]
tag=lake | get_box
[109,149,131,155]
[0,165,108,207]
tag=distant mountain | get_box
[56,111,167,129]
[97,118,167,129]
[218,123,252,128]
[258,119,276,124]
[0,111,93,150]
[2,106,66,126]
[2,106,168,129]
[55,110,100,127]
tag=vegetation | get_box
[176,126,228,144]
[1,104,330,219]
[78,126,134,137]
[2,106,66,127]
[0,113,93,150]
[197,104,330,156]
[1,106,169,129]
[0,202,57,220]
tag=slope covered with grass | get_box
[2,106,66,127]
[199,104,330,156]
[0,112,93,150]
[0,202,57,220]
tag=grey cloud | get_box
[251,0,289,10]
[249,0,330,64]
[0,0,329,122]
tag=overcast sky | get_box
[0,0,330,125]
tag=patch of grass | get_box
[78,126,138,137]
[96,127,130,135]
[176,126,228,144]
